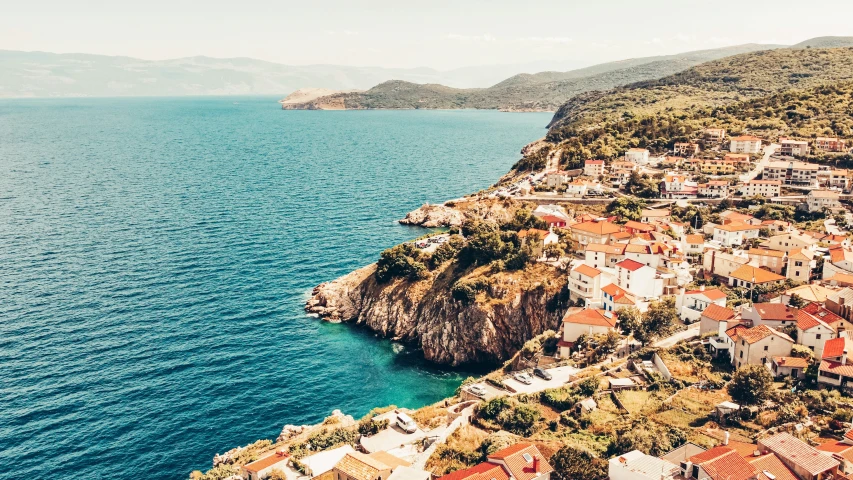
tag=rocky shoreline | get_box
[305,263,567,367]
[398,203,464,228]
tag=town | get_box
[199,130,853,480]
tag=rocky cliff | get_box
[399,203,465,228]
[306,263,568,367]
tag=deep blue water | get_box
[0,96,551,479]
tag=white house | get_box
[786,248,815,281]
[559,308,618,356]
[818,337,853,390]
[712,223,760,247]
[730,324,794,369]
[675,287,728,323]
[807,190,841,212]
[625,148,650,164]
[243,451,295,480]
[584,243,625,270]
[729,135,762,154]
[703,249,750,279]
[739,180,781,197]
[764,231,818,254]
[614,259,660,300]
[567,263,608,307]
[780,138,811,157]
[797,306,838,359]
[608,450,680,480]
[681,234,706,259]
[746,248,786,274]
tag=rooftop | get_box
[702,304,737,322]
[759,432,840,476]
[562,308,617,328]
[573,264,602,278]
[729,265,785,284]
[615,258,646,272]
[750,303,797,321]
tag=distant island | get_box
[278,37,853,112]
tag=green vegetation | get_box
[286,44,779,112]
[728,365,774,405]
[476,397,542,436]
[551,445,608,480]
[537,48,853,169]
[376,243,429,283]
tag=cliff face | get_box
[306,264,567,367]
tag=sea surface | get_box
[0,96,551,479]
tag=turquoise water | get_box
[0,96,551,479]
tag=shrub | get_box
[376,244,429,282]
[357,418,389,436]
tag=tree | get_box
[543,243,565,261]
[617,306,643,336]
[551,445,608,480]
[634,298,678,345]
[788,293,808,309]
[728,365,773,405]
[606,196,646,222]
[376,243,429,282]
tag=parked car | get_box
[533,367,552,381]
[396,412,418,433]
[514,372,534,385]
[468,384,487,398]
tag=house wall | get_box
[766,234,814,254]
[797,324,834,359]
[563,322,612,343]
[616,266,657,299]
[786,257,813,281]
[733,335,793,369]
[749,253,785,274]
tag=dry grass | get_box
[425,425,490,475]
[616,390,658,415]
[446,424,490,452]
[411,405,448,430]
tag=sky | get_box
[2,0,852,71]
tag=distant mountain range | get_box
[0,51,588,98]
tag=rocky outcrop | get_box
[399,203,465,228]
[306,264,568,367]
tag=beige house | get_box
[640,209,670,223]
[699,304,739,336]
[746,248,786,274]
[333,452,394,480]
[786,248,815,281]
[703,249,750,279]
[772,356,808,379]
[243,452,294,480]
[570,221,622,249]
[764,232,818,254]
[584,243,625,269]
[730,324,794,369]
[705,128,727,142]
[730,135,762,154]
[727,264,786,290]
[584,160,605,177]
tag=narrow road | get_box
[739,143,778,183]
[654,323,700,348]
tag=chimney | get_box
[844,351,849,365]
[533,456,540,474]
[724,431,730,445]
[700,285,705,292]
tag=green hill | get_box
[538,47,853,170]
[283,44,782,111]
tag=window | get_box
[816,334,822,340]
[764,346,769,351]
[739,351,743,358]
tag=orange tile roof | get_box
[244,452,291,473]
[517,228,550,239]
[821,359,853,378]
[335,453,390,480]
[760,433,839,477]
[624,244,650,254]
[747,248,785,258]
[737,325,791,345]
[624,220,655,231]
[772,356,809,369]
[828,273,853,285]
[571,221,622,235]
[487,443,554,480]
[573,264,601,278]
[686,288,727,301]
[562,308,617,328]
[748,453,799,480]
[615,259,646,271]
[585,160,604,165]
[368,452,410,470]
[702,304,736,321]
[610,232,632,240]
[601,283,637,304]
[729,265,785,284]
[686,234,705,244]
[689,446,733,464]
[585,243,624,254]
[715,222,760,232]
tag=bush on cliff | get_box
[475,397,542,436]
[428,235,465,269]
[451,278,489,304]
[376,243,429,282]
[551,445,608,480]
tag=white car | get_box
[468,385,487,398]
[514,373,534,385]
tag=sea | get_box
[0,96,552,479]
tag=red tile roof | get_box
[585,160,604,165]
[702,304,737,322]
[685,234,705,244]
[748,248,785,258]
[438,462,510,480]
[760,432,840,476]
[751,303,797,321]
[748,453,799,480]
[823,337,848,359]
[802,302,843,325]
[562,308,617,328]
[736,325,792,345]
[244,452,291,473]
[615,259,645,271]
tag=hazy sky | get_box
[3,0,852,70]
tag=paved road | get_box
[739,143,778,183]
[654,323,700,348]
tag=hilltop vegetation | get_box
[535,47,853,170]
[282,44,781,112]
